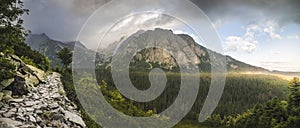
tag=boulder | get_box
[65,111,86,128]
[6,74,29,96]
[0,78,14,91]
[26,65,46,84]
[0,118,22,127]
[0,92,3,101]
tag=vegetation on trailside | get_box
[0,0,50,78]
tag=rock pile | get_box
[0,73,86,128]
[0,54,47,96]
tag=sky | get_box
[23,0,300,72]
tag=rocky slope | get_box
[26,34,86,67]
[27,30,269,73]
[98,28,268,72]
[0,54,86,128]
[0,72,86,128]
[0,53,47,96]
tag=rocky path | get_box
[0,73,86,128]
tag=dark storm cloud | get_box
[190,0,300,25]
[23,0,299,44]
[23,0,110,41]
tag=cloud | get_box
[173,30,200,42]
[263,21,282,40]
[287,34,299,39]
[97,12,180,48]
[225,24,259,53]
[190,0,300,26]
[259,61,300,72]
[271,51,281,55]
[23,0,299,49]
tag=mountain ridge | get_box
[26,30,299,77]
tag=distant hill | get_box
[26,34,86,67]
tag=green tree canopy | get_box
[57,48,72,68]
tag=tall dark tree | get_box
[0,0,29,53]
[57,48,72,68]
[0,0,50,70]
[288,77,300,107]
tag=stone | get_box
[3,111,15,118]
[0,102,3,108]
[10,108,17,112]
[39,88,48,94]
[24,73,39,87]
[16,116,26,122]
[0,118,22,127]
[10,55,24,64]
[48,103,59,109]
[28,115,36,123]
[51,114,64,120]
[10,103,20,107]
[8,98,24,103]
[35,110,43,115]
[36,116,42,122]
[51,93,60,99]
[0,110,5,114]
[26,65,46,83]
[6,75,29,96]
[24,101,36,107]
[0,78,14,90]
[2,95,12,101]
[17,108,24,113]
[0,92,3,101]
[24,107,34,112]
[65,111,86,128]
[2,90,12,97]
[33,105,41,110]
[19,124,36,128]
[31,93,39,100]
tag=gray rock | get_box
[31,93,39,100]
[28,115,36,123]
[9,108,17,113]
[24,107,34,112]
[3,111,15,118]
[65,111,86,128]
[0,78,14,90]
[24,101,36,107]
[2,90,12,97]
[19,124,36,128]
[8,98,24,103]
[0,102,4,108]
[0,92,3,101]
[0,118,22,127]
[35,110,43,115]
[16,116,26,122]
[6,75,29,96]
[48,103,59,109]
[52,114,64,120]
[51,93,60,99]
[10,103,20,107]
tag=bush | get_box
[0,57,16,81]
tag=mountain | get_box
[26,34,86,67]
[98,28,269,73]
[27,29,291,74]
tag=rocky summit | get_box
[0,73,86,128]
